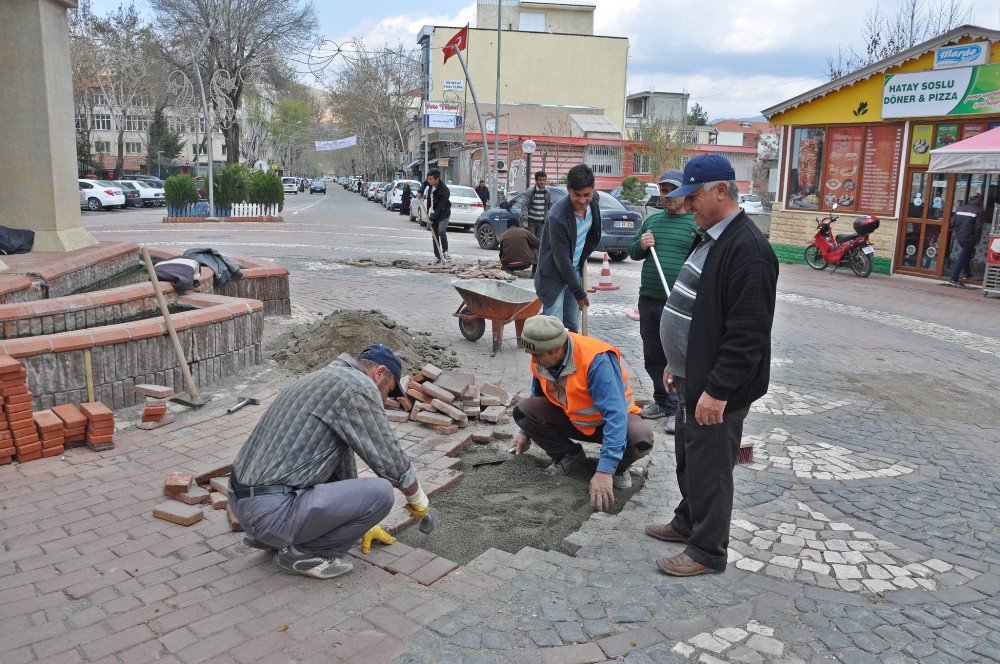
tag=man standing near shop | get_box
[534,164,602,333]
[627,169,699,434]
[946,192,986,286]
[228,344,432,579]
[427,169,452,263]
[475,179,490,207]
[520,171,553,238]
[646,154,778,577]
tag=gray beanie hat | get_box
[520,315,568,352]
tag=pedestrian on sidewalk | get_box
[534,164,602,333]
[946,192,986,286]
[427,169,452,263]
[499,218,540,274]
[228,344,433,579]
[475,179,490,207]
[647,154,778,577]
[511,315,654,511]
[520,171,553,238]
[627,169,699,434]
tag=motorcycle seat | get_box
[836,233,859,244]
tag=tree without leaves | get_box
[151,0,317,164]
[827,0,971,79]
[635,116,691,175]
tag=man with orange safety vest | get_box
[511,315,654,511]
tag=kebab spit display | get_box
[797,139,820,192]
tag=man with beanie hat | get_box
[229,344,431,579]
[627,169,699,434]
[512,315,654,511]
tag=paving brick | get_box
[386,548,438,575]
[135,384,174,398]
[542,642,608,663]
[597,626,664,658]
[480,405,507,422]
[409,556,459,586]
[80,624,156,660]
[153,502,204,526]
[210,492,228,510]
[164,472,193,495]
[193,460,233,485]
[418,381,455,402]
[419,364,443,380]
[174,484,210,505]
[79,401,114,423]
[432,370,474,395]
[413,411,453,427]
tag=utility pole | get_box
[492,0,502,206]
[191,17,216,218]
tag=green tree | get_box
[269,98,313,175]
[686,102,709,127]
[146,105,185,177]
[212,163,250,215]
[246,170,284,215]
[619,176,647,205]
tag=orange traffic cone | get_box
[595,252,619,291]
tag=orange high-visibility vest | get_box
[530,332,640,435]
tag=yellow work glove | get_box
[361,525,395,553]
[404,486,430,519]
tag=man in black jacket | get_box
[533,164,602,333]
[647,154,778,577]
[946,192,985,286]
[426,169,452,263]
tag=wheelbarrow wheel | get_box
[459,315,486,341]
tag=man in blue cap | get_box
[627,169,698,433]
[647,154,778,577]
[228,344,431,579]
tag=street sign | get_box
[443,79,465,91]
[425,101,460,115]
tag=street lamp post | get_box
[190,18,216,219]
[521,139,536,190]
[157,151,165,179]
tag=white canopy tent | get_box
[928,126,1000,173]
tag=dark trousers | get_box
[526,219,544,239]
[431,217,450,259]
[669,378,748,571]
[638,295,677,412]
[949,243,975,282]
[513,396,654,474]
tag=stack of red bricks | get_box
[384,364,516,434]
[153,462,235,528]
[52,404,87,446]
[135,384,175,430]
[80,402,115,451]
[1,356,39,464]
[32,410,66,459]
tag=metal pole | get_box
[453,49,490,200]
[493,0,502,206]
[525,153,531,190]
[191,19,216,218]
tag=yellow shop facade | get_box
[763,26,1000,280]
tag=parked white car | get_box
[386,179,421,211]
[445,185,486,230]
[739,193,764,214]
[79,179,126,211]
[282,177,298,194]
[131,179,166,206]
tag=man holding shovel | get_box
[228,344,432,579]
[627,169,699,434]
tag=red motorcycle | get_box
[804,204,880,278]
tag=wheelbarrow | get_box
[452,279,542,355]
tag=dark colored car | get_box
[473,186,641,260]
[114,181,144,208]
[310,179,327,194]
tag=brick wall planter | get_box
[163,216,284,224]
[0,242,140,303]
[1,292,264,411]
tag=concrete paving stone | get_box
[542,642,607,664]
[935,639,979,662]
[816,629,852,650]
[553,621,589,645]
[598,626,665,658]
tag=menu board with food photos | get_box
[822,127,863,211]
[858,125,904,214]
[961,122,987,139]
[935,123,959,148]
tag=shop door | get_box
[896,170,952,276]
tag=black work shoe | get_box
[274,546,353,579]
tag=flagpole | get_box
[493,0,502,206]
[452,46,490,192]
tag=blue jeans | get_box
[542,285,581,333]
[949,243,975,282]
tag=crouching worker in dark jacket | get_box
[499,218,540,274]
[229,344,432,579]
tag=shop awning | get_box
[929,126,1000,173]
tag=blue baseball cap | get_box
[658,169,684,187]
[359,344,404,397]
[666,154,737,198]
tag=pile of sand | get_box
[269,309,460,376]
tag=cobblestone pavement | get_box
[0,189,997,662]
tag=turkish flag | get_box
[443,25,468,63]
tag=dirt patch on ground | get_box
[843,370,986,426]
[397,442,645,564]
[268,309,460,376]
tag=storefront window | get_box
[928,177,947,220]
[920,225,941,271]
[901,222,919,268]
[788,128,825,209]
[822,127,862,211]
[907,172,927,218]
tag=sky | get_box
[96,0,1000,119]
